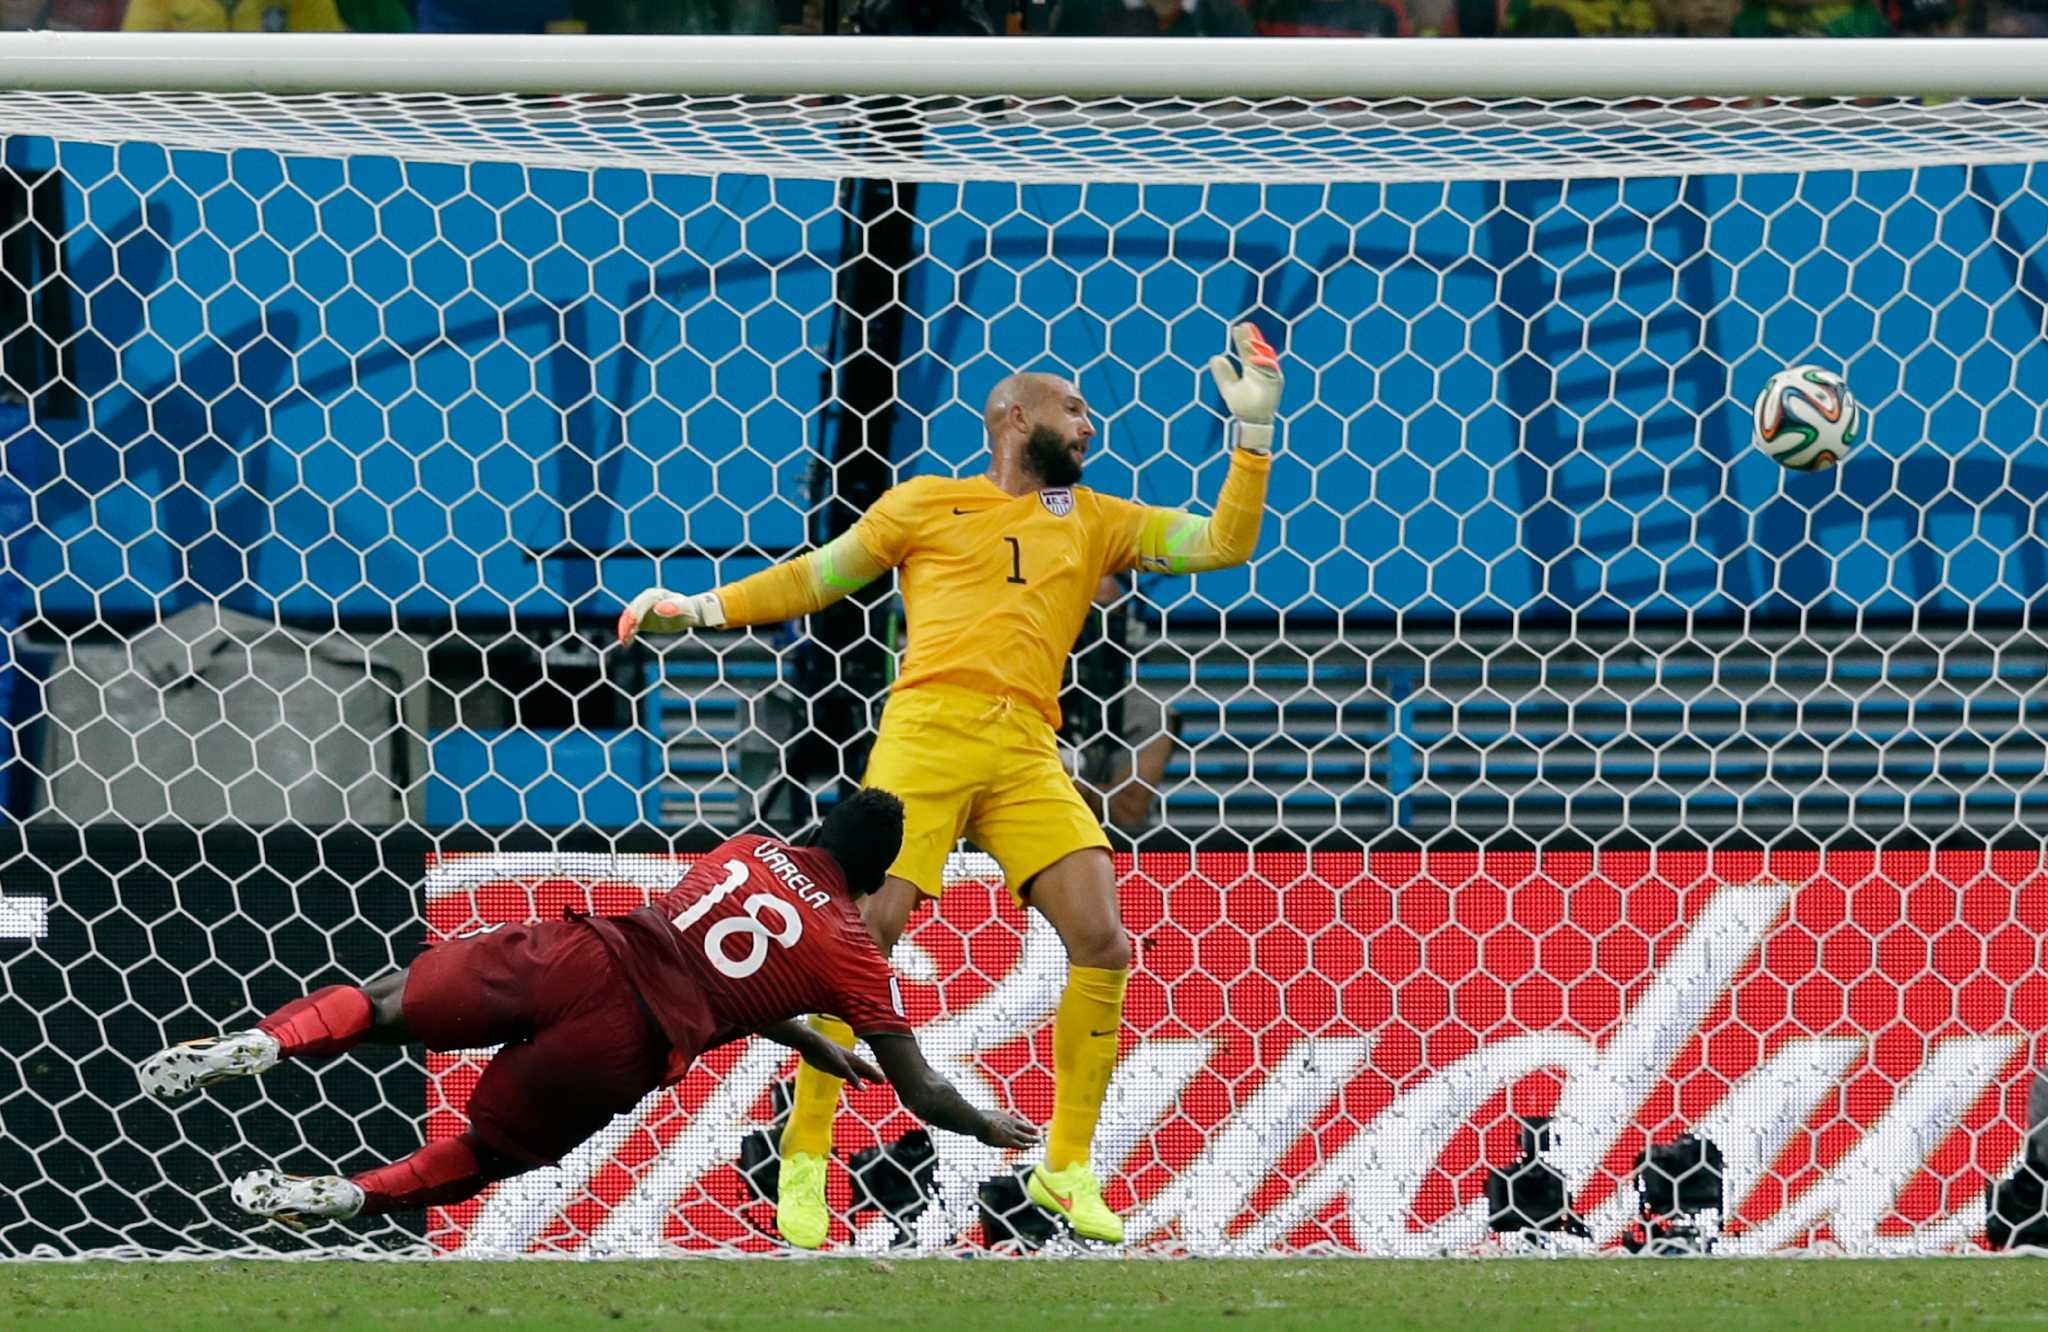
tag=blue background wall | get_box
[9,139,2048,635]
[7,140,2048,827]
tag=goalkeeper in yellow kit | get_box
[617,320,1283,1246]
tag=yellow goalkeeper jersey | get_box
[850,476,1150,726]
[713,449,1271,730]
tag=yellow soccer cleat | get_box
[775,1151,830,1250]
[1027,1161,1124,1243]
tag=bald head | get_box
[981,371,1094,491]
[982,372,1075,438]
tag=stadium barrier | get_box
[18,835,2032,1256]
[421,849,2044,1256]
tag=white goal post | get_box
[10,35,2048,183]
[1,33,2046,1260]
[6,32,2048,98]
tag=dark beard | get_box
[1024,424,1082,488]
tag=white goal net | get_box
[2,34,2046,1259]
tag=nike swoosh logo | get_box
[952,507,973,515]
[1049,1189,1074,1212]
[1089,1028,1116,1038]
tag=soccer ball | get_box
[1751,365,1861,472]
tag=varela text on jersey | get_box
[751,840,831,909]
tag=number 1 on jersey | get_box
[1003,535,1026,585]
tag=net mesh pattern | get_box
[0,85,2044,1259]
[5,92,2048,183]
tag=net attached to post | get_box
[2,35,2046,1260]
[15,81,2048,184]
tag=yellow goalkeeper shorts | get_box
[860,682,1111,902]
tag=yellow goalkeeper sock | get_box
[1047,965,1129,1171]
[779,1015,853,1160]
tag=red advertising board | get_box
[420,850,2046,1255]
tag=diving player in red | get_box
[136,789,1036,1225]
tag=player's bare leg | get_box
[1020,847,1129,1242]
[138,972,406,1102]
[138,969,525,1225]
[775,874,924,1249]
[234,1128,527,1226]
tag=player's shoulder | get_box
[862,473,939,525]
[879,473,954,503]
[1070,485,1142,519]
[881,473,990,510]
[830,904,890,966]
[875,475,1015,534]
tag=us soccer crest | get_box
[1039,488,1074,517]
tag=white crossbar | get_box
[0,33,2046,101]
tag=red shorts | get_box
[403,919,669,1167]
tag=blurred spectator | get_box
[1502,0,1861,32]
[1887,0,1963,30]
[3,0,122,26]
[122,0,343,28]
[1656,0,1738,31]
[1729,0,1890,33]
[1252,0,1406,34]
[577,0,778,31]
[414,0,569,31]
[852,0,1003,29]
[1420,0,1502,31]
[1052,0,1254,36]
[1986,0,2048,32]
[335,0,411,29]
[1502,0,1658,34]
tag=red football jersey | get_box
[583,834,910,1083]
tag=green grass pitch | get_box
[5,1258,2044,1330]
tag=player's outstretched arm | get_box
[869,1033,1039,1149]
[616,529,892,645]
[1126,320,1285,577]
[758,1018,884,1088]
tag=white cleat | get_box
[231,1169,365,1227]
[137,1030,281,1101]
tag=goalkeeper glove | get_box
[1207,320,1284,455]
[617,587,726,646]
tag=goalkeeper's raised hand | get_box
[1207,320,1284,455]
[616,587,725,646]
